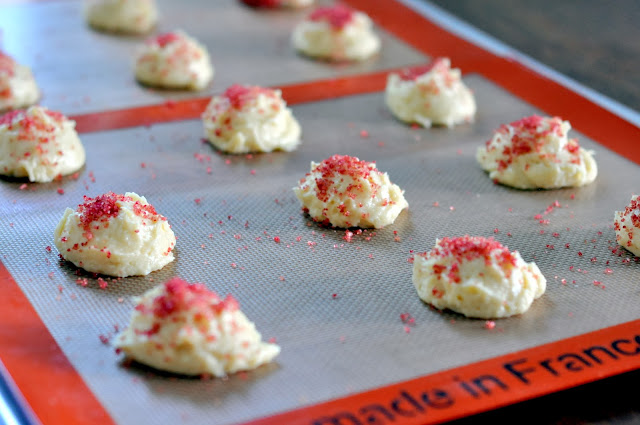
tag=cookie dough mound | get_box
[135,30,213,90]
[54,192,175,277]
[293,154,408,228]
[0,52,39,112]
[115,277,281,377]
[202,84,301,154]
[241,0,313,8]
[291,5,380,61]
[413,236,546,319]
[614,195,640,257]
[385,58,476,128]
[0,107,85,182]
[86,0,158,34]
[476,115,597,189]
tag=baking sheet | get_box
[1,74,639,425]
[0,0,425,115]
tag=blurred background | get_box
[429,0,640,114]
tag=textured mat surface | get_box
[1,74,638,425]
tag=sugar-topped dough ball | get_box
[0,107,85,182]
[54,192,176,277]
[135,30,213,91]
[291,5,380,61]
[85,0,158,34]
[476,115,597,189]
[293,154,408,228]
[202,84,301,154]
[0,52,39,112]
[240,0,313,8]
[614,195,640,257]
[114,277,281,377]
[385,58,476,128]
[413,236,546,319]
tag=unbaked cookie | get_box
[135,30,213,91]
[54,192,175,277]
[0,52,39,112]
[291,5,380,61]
[412,236,546,319]
[614,195,640,257]
[0,106,85,182]
[476,115,597,189]
[385,58,476,128]
[293,154,408,228]
[114,277,280,377]
[86,0,158,34]
[202,84,301,154]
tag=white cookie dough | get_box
[202,84,301,154]
[614,195,640,257]
[115,277,280,377]
[293,154,408,228]
[0,52,39,112]
[476,115,597,189]
[0,107,85,182]
[135,30,213,90]
[54,192,175,277]
[241,0,313,7]
[413,236,546,319]
[85,0,158,34]
[385,58,476,128]
[291,5,380,61]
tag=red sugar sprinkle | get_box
[398,58,448,81]
[77,192,163,231]
[273,236,281,243]
[19,183,27,190]
[143,277,238,322]
[223,84,275,110]
[308,5,355,29]
[152,32,181,48]
[45,246,52,252]
[57,188,65,195]
[484,320,496,330]
[309,155,379,203]
[359,130,369,138]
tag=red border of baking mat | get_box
[1,1,640,424]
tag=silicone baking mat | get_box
[1,1,640,425]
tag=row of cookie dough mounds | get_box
[240,0,314,8]
[0,51,39,112]
[0,106,85,182]
[114,277,280,377]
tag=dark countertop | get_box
[429,0,640,115]
[427,1,640,423]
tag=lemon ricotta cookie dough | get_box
[476,115,597,189]
[115,277,280,376]
[202,84,301,154]
[412,236,546,319]
[385,58,476,128]
[614,195,640,257]
[54,192,176,277]
[0,107,85,182]
[293,154,408,228]
[0,52,39,112]
[135,30,213,91]
[86,0,158,34]
[240,0,313,8]
[291,4,380,61]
